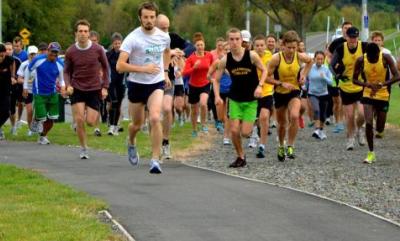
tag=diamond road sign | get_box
[19,28,31,39]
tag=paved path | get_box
[1,142,399,241]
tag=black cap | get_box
[38,42,48,51]
[346,27,359,38]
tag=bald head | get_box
[156,14,170,33]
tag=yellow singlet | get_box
[340,41,363,93]
[257,50,274,97]
[363,52,389,101]
[275,51,301,94]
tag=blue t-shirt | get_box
[220,72,231,94]
[13,50,28,62]
[28,54,64,95]
[306,64,333,96]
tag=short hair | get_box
[74,19,91,32]
[192,32,204,44]
[253,34,266,43]
[138,1,159,17]
[366,42,380,60]
[342,21,352,28]
[266,34,277,41]
[216,37,225,43]
[111,32,123,42]
[0,44,6,53]
[226,27,241,39]
[282,30,300,44]
[314,50,325,58]
[371,31,384,41]
[4,42,12,47]
[90,31,100,39]
[13,36,22,44]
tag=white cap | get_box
[241,30,252,42]
[27,45,38,55]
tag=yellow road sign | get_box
[22,38,30,46]
[19,28,31,39]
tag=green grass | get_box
[0,164,124,241]
[388,86,400,126]
[2,120,197,158]
[384,32,400,55]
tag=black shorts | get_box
[328,86,340,97]
[109,83,126,104]
[274,90,301,109]
[220,92,229,102]
[361,98,389,113]
[257,95,273,116]
[10,84,24,115]
[340,90,362,105]
[24,93,33,104]
[174,85,184,97]
[300,89,308,99]
[0,95,11,118]
[188,83,210,104]
[127,81,164,104]
[70,88,101,111]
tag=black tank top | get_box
[226,50,259,102]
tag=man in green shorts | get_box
[214,28,267,168]
[27,42,65,144]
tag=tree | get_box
[248,0,334,40]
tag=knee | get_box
[149,113,161,125]
[230,127,240,137]
[129,122,141,132]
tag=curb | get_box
[183,162,400,228]
[98,210,136,241]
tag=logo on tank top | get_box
[231,67,252,76]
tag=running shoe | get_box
[38,136,50,145]
[277,146,286,162]
[271,121,277,128]
[223,138,231,145]
[27,130,33,137]
[307,121,315,128]
[94,128,102,137]
[346,138,355,151]
[117,126,124,132]
[80,148,90,159]
[141,123,149,134]
[162,144,172,160]
[192,130,198,137]
[357,127,366,146]
[287,146,295,159]
[128,144,140,166]
[363,151,376,164]
[247,136,258,148]
[216,121,224,133]
[201,125,209,134]
[312,129,321,139]
[108,125,115,136]
[319,130,327,140]
[30,120,43,133]
[333,123,342,133]
[16,120,27,129]
[375,131,384,139]
[10,126,17,135]
[299,116,305,129]
[0,129,5,140]
[149,160,162,174]
[325,117,331,126]
[256,145,265,158]
[229,156,247,168]
[112,126,120,136]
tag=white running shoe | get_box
[161,144,172,160]
[319,130,327,140]
[357,127,366,146]
[107,125,115,136]
[38,136,50,145]
[10,126,17,136]
[0,129,5,140]
[223,138,231,145]
[346,138,355,151]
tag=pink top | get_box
[64,41,110,91]
[183,51,213,87]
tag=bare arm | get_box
[265,53,281,86]
[352,57,366,87]
[99,49,110,89]
[250,51,267,86]
[298,52,313,84]
[213,56,227,103]
[163,48,172,88]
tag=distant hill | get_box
[335,0,398,12]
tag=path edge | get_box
[98,210,136,241]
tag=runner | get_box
[208,41,232,145]
[370,31,397,138]
[241,30,252,50]
[106,32,125,136]
[156,14,186,160]
[18,45,38,136]
[298,40,313,129]
[116,1,171,174]
[307,51,333,140]
[0,44,16,140]
[214,28,267,168]
[253,34,274,158]
[26,42,65,145]
[12,37,28,132]
[265,30,313,161]
[5,42,22,135]
[266,34,278,129]
[183,32,213,137]
[64,19,110,159]
[172,55,186,127]
[331,26,367,150]
[328,21,352,133]
[353,42,399,163]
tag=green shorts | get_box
[229,99,257,122]
[33,93,59,120]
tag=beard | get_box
[142,23,154,31]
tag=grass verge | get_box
[0,164,124,241]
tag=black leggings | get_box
[309,94,329,122]
[0,96,11,127]
[108,84,126,126]
[207,86,218,122]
